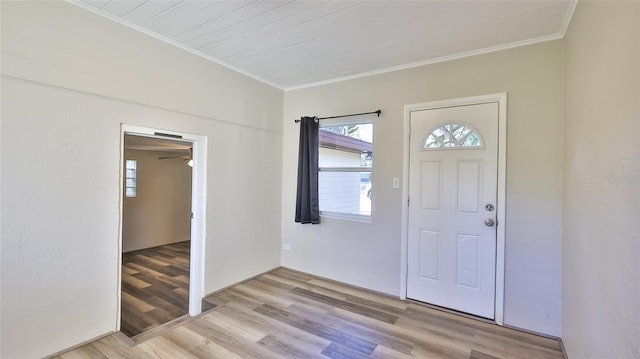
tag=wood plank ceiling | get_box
[75,0,575,90]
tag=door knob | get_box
[484,218,495,227]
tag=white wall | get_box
[0,2,282,358]
[562,2,640,357]
[282,41,564,336]
[122,148,192,253]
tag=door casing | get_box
[400,93,507,325]
[117,124,208,330]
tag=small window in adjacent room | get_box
[125,159,137,198]
[319,118,373,221]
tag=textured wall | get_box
[282,41,564,336]
[0,2,283,358]
[562,2,640,357]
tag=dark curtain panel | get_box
[295,117,320,224]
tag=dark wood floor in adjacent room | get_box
[120,241,190,338]
[56,267,564,358]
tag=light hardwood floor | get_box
[55,267,564,358]
[120,241,190,338]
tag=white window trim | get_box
[320,210,372,223]
[319,167,371,172]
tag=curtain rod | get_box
[294,109,381,123]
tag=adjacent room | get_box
[1,1,638,358]
[120,134,193,338]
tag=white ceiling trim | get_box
[559,1,579,37]
[286,0,579,92]
[68,0,284,90]
[285,32,563,91]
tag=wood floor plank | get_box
[207,288,263,309]
[56,344,107,359]
[261,271,311,288]
[232,282,297,308]
[126,262,166,278]
[164,326,245,359]
[57,267,565,359]
[131,273,178,291]
[306,277,409,311]
[470,349,505,359]
[475,325,563,352]
[253,275,296,290]
[201,310,269,342]
[154,274,190,288]
[345,294,407,316]
[271,267,314,281]
[136,335,199,359]
[258,333,327,359]
[370,344,415,359]
[244,278,336,314]
[254,303,378,355]
[121,291,155,313]
[291,287,399,324]
[411,341,471,359]
[401,306,478,337]
[135,255,173,268]
[87,335,146,358]
[329,306,475,357]
[121,241,190,338]
[121,305,156,334]
[219,301,332,353]
[286,278,352,301]
[146,296,186,317]
[121,274,151,289]
[470,332,564,359]
[285,304,415,355]
[322,342,374,359]
[122,266,140,276]
[394,315,479,350]
[184,317,282,359]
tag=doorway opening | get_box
[120,134,192,337]
[119,125,207,338]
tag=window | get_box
[125,159,137,198]
[319,118,373,221]
[423,123,483,149]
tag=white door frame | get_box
[117,124,208,330]
[400,93,507,325]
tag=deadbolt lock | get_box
[485,204,495,211]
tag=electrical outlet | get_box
[283,244,291,250]
[393,178,400,189]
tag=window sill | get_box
[320,211,372,223]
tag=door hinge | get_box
[191,212,194,219]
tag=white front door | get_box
[407,102,498,319]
